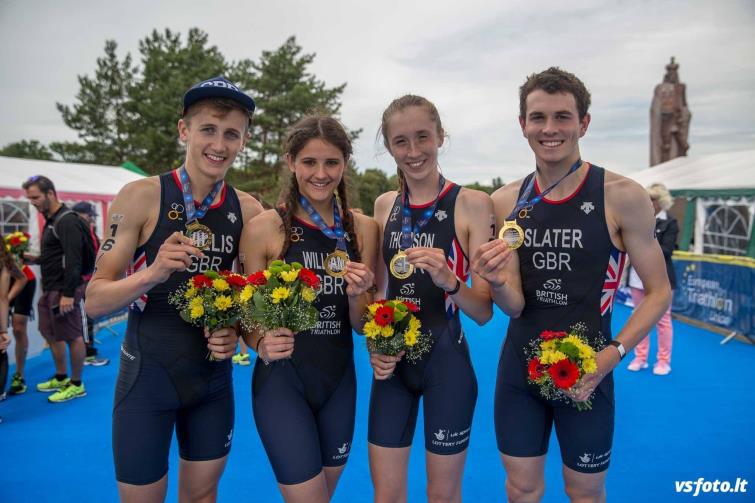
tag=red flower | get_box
[219,269,234,277]
[247,271,267,286]
[540,330,568,341]
[299,268,320,289]
[374,306,395,327]
[548,359,580,389]
[23,232,30,239]
[528,357,545,381]
[225,274,247,288]
[402,300,419,313]
[192,274,213,289]
[9,236,21,246]
[376,299,387,304]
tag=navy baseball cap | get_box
[72,201,97,217]
[182,76,256,115]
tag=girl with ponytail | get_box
[240,115,378,502]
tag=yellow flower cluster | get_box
[280,269,300,282]
[214,295,233,311]
[363,320,380,339]
[540,349,568,365]
[404,317,421,346]
[239,285,255,303]
[563,335,595,359]
[184,287,197,299]
[302,287,316,303]
[189,297,204,319]
[212,278,230,292]
[271,287,290,304]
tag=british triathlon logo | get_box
[400,283,415,296]
[543,278,562,291]
[389,205,400,222]
[320,305,337,320]
[435,209,448,222]
[581,201,595,214]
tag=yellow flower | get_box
[184,287,197,299]
[563,335,594,358]
[239,285,254,303]
[404,329,418,346]
[214,295,233,311]
[364,320,380,339]
[19,236,28,243]
[540,339,557,352]
[280,269,300,282]
[271,287,291,304]
[540,350,568,365]
[380,325,394,338]
[5,244,10,252]
[212,278,230,291]
[302,287,316,303]
[582,357,597,374]
[189,296,205,319]
[263,270,272,280]
[367,303,381,316]
[408,316,421,333]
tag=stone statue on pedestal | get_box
[650,57,691,166]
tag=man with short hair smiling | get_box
[475,67,672,502]
[85,77,263,503]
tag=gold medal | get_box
[389,251,414,279]
[324,249,350,278]
[185,221,213,250]
[498,220,524,249]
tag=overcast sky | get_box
[1,0,753,184]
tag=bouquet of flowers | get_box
[526,323,599,411]
[169,270,253,358]
[240,260,320,333]
[363,299,432,364]
[4,231,30,258]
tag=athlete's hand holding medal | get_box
[471,239,516,289]
[343,261,375,298]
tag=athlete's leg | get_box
[117,475,168,503]
[369,444,411,503]
[501,454,547,503]
[178,456,228,503]
[426,450,469,503]
[11,314,29,376]
[322,466,346,499]
[562,465,607,503]
[278,472,330,503]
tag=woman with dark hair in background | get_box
[0,232,29,407]
[241,114,378,502]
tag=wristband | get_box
[444,277,461,296]
[608,340,626,360]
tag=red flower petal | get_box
[548,359,580,389]
[374,306,394,327]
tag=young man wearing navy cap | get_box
[86,76,263,503]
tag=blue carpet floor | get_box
[1,304,753,502]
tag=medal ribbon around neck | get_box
[179,166,223,250]
[299,194,350,277]
[399,174,446,250]
[499,159,581,249]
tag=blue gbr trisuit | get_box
[369,182,477,455]
[495,164,627,474]
[113,171,242,485]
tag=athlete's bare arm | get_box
[370,191,403,379]
[85,177,203,318]
[571,173,671,402]
[346,212,379,332]
[238,209,294,362]
[475,182,524,317]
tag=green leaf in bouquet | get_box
[559,341,580,360]
[291,261,303,269]
[204,270,220,279]
[393,310,407,323]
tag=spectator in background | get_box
[22,176,89,403]
[1,233,28,402]
[627,183,678,375]
[5,235,35,396]
[72,202,109,367]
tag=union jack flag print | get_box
[127,248,148,312]
[600,246,626,316]
[445,238,469,318]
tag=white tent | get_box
[627,150,755,257]
[0,156,145,363]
